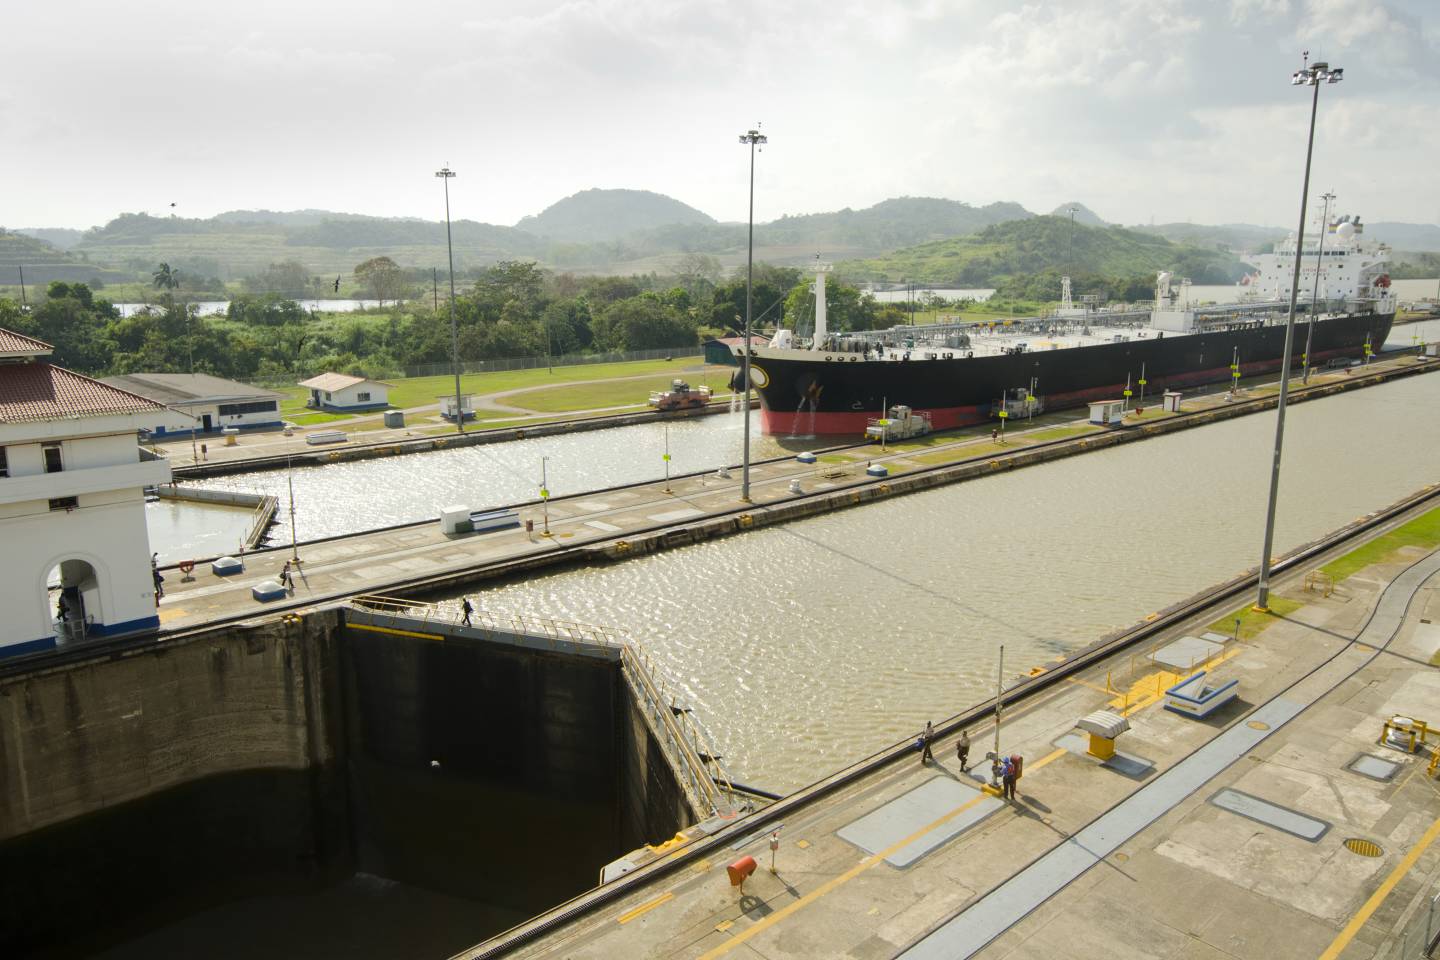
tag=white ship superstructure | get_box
[1245,214,1393,310]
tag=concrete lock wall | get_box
[0,612,347,954]
[0,608,697,955]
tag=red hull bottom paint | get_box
[758,351,1363,437]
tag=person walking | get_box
[280,560,294,592]
[460,598,474,626]
[956,729,971,772]
[1009,753,1024,799]
[920,720,934,765]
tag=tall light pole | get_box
[1302,190,1335,385]
[738,127,767,503]
[1255,53,1343,612]
[436,164,464,435]
[1068,206,1078,270]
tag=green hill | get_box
[516,188,716,242]
[839,216,1249,285]
[760,197,1031,254]
[1050,202,1107,226]
[0,228,129,287]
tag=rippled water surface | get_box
[189,411,782,542]
[439,368,1440,792]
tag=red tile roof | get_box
[0,361,167,424]
[0,328,53,355]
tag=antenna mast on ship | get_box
[810,256,832,350]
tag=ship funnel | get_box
[811,259,832,349]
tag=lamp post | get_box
[1302,190,1335,385]
[1255,53,1343,613]
[539,456,551,537]
[1068,206,1078,269]
[738,127,767,502]
[436,164,463,435]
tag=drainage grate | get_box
[1343,838,1384,858]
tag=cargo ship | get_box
[734,215,1395,436]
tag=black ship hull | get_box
[745,312,1394,435]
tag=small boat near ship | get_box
[733,214,1396,436]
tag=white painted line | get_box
[585,520,622,533]
[648,508,704,523]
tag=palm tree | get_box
[152,262,179,291]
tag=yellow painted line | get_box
[1318,813,1440,959]
[157,607,188,622]
[701,747,1069,959]
[699,792,990,959]
[616,891,674,925]
[346,622,444,642]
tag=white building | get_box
[439,394,476,421]
[0,328,176,657]
[101,373,286,436]
[298,372,391,412]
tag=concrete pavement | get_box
[485,503,1440,960]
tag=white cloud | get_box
[0,0,1434,230]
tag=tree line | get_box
[0,258,911,383]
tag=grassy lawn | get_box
[502,374,728,413]
[1321,506,1440,582]
[1124,408,1177,423]
[1207,596,1304,641]
[379,358,713,409]
[1023,424,1099,443]
[912,441,1008,464]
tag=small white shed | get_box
[439,394,476,422]
[1088,399,1126,426]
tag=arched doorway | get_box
[48,559,102,643]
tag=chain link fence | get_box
[397,346,703,380]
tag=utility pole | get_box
[17,264,26,307]
[1255,53,1343,613]
[992,644,1005,788]
[1302,190,1335,385]
[738,127,768,503]
[287,457,301,565]
[432,267,439,312]
[436,164,464,435]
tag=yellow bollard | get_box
[1087,733,1116,760]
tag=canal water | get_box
[151,318,1440,556]
[145,499,257,563]
[182,411,792,545]
[428,364,1440,794]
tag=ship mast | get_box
[810,257,832,350]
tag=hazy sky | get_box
[5,0,1437,230]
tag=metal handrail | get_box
[349,594,625,650]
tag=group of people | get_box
[917,722,1024,801]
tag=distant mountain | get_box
[1133,222,1286,251]
[213,209,385,227]
[839,216,1249,285]
[759,197,1032,255]
[1367,222,1440,252]
[1050,203,1107,227]
[16,227,84,250]
[516,188,716,243]
[0,228,129,287]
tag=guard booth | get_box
[1088,399,1126,426]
